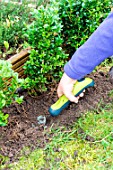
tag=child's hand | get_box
[57,73,84,103]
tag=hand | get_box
[57,73,84,103]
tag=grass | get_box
[1,92,113,170]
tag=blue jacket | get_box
[64,12,113,80]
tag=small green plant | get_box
[0,111,9,126]
[24,0,68,91]
[0,60,24,126]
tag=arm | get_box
[57,12,113,102]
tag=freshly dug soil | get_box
[0,71,113,163]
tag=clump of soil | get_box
[0,71,113,163]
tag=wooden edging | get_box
[7,48,30,78]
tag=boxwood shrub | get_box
[23,0,112,91]
[23,1,68,91]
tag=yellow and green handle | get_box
[48,77,94,116]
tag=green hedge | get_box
[23,0,112,91]
[0,0,112,92]
[23,1,68,91]
[59,0,112,55]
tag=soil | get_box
[0,71,113,164]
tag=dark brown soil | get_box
[0,71,113,164]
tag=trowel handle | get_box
[48,77,94,116]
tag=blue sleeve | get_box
[64,12,113,80]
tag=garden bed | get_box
[0,70,113,163]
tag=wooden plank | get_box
[12,56,28,70]
[8,48,30,65]
[6,48,30,81]
[15,64,24,73]
[18,69,24,77]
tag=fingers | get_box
[65,92,79,103]
[68,90,85,103]
[57,73,86,104]
[79,92,84,97]
[57,84,79,103]
[58,89,85,104]
[57,85,85,104]
[79,89,85,97]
